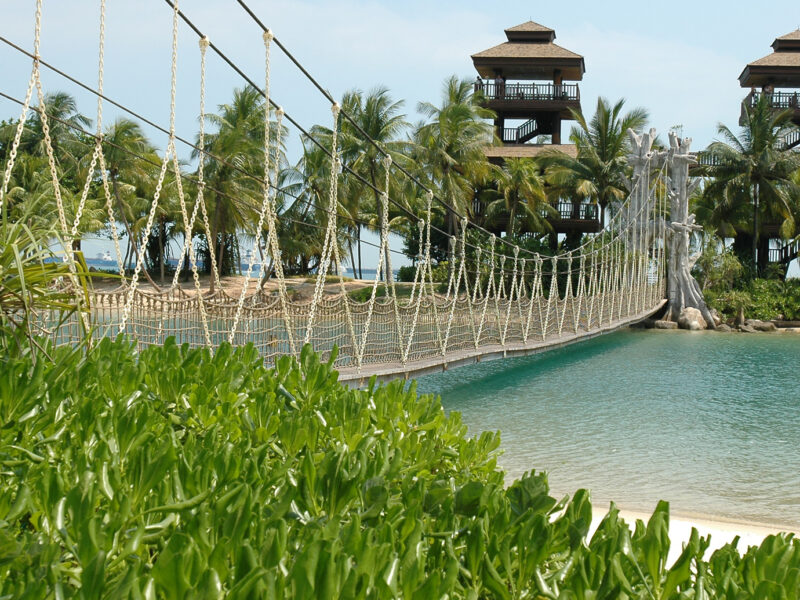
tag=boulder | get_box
[709,308,722,327]
[677,307,707,331]
[745,319,778,332]
[739,323,756,333]
[715,323,732,333]
[653,320,678,330]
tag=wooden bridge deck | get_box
[337,300,666,386]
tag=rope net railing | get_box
[3,0,670,377]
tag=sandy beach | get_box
[590,505,798,564]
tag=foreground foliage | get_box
[1,340,798,598]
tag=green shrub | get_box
[396,265,416,283]
[692,238,744,291]
[707,279,800,322]
[347,283,414,303]
[1,338,799,598]
[430,260,450,284]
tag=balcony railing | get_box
[476,81,580,102]
[693,151,719,167]
[782,129,800,150]
[768,240,800,265]
[748,90,800,110]
[539,202,598,221]
[472,200,598,224]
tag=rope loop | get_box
[263,28,274,43]
[382,155,392,169]
[331,102,341,117]
[199,36,210,50]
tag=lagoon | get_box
[415,329,800,529]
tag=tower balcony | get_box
[475,80,580,119]
[472,198,600,235]
[741,90,800,128]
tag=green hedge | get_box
[1,339,798,598]
[706,279,800,322]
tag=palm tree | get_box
[488,157,551,236]
[543,97,649,228]
[415,77,496,239]
[9,92,99,251]
[198,86,286,290]
[102,117,161,288]
[337,88,409,279]
[701,94,800,273]
[25,92,92,182]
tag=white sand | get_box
[590,506,798,564]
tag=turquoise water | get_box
[415,330,800,528]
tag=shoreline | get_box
[585,497,800,534]
[586,501,798,563]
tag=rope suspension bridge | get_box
[1,0,687,384]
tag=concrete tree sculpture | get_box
[626,128,658,247]
[663,132,715,329]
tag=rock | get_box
[709,308,722,327]
[677,307,707,331]
[653,320,678,330]
[745,319,778,332]
[739,324,756,333]
[715,323,732,332]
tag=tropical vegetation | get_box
[4,74,800,599]
[697,94,800,275]
[691,93,800,321]
[2,336,800,598]
[0,84,663,285]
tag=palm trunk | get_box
[210,196,224,292]
[752,182,759,275]
[370,168,392,284]
[123,239,131,272]
[348,237,357,280]
[112,176,160,290]
[158,218,165,284]
[357,225,363,279]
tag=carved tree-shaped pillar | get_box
[664,133,714,328]
[626,128,657,247]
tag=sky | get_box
[2,0,799,268]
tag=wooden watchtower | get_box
[471,21,584,147]
[471,22,599,236]
[739,29,800,150]
[738,30,800,270]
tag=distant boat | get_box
[101,251,113,262]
